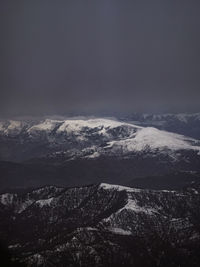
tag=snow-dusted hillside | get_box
[0,182,200,266]
[120,112,200,139]
[96,126,200,157]
[0,117,200,162]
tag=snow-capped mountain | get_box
[0,117,200,190]
[0,183,199,266]
[120,112,200,139]
[0,117,199,162]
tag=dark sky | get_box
[1,0,200,116]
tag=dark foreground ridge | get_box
[0,183,200,267]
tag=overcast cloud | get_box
[1,0,200,117]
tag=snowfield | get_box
[105,127,200,153]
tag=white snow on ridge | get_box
[0,120,24,135]
[7,120,21,130]
[0,193,15,205]
[26,117,140,137]
[16,199,35,214]
[121,198,157,215]
[56,118,141,133]
[101,184,159,233]
[106,127,200,153]
[100,183,141,193]
[1,117,200,156]
[28,119,62,133]
[0,193,37,213]
[100,183,177,194]
[107,227,132,235]
[36,197,54,207]
[100,183,157,214]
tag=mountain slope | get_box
[120,112,200,139]
[0,117,200,191]
[0,117,199,161]
[0,183,200,266]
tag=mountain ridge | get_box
[0,117,199,162]
[0,115,200,193]
[0,182,199,266]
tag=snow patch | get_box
[121,198,157,215]
[87,151,101,158]
[0,120,24,135]
[108,227,132,235]
[8,243,21,249]
[57,118,141,133]
[17,199,35,213]
[0,193,15,205]
[100,183,141,193]
[36,197,54,207]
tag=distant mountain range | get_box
[0,116,200,161]
[119,112,200,139]
[0,182,199,266]
[0,115,200,190]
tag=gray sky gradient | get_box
[1,0,200,116]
